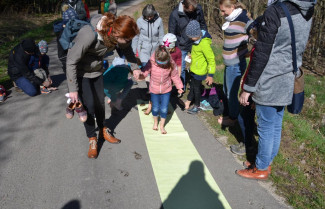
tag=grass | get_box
[0,18,57,89]
[201,41,325,208]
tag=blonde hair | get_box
[219,0,246,9]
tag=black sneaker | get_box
[230,142,246,155]
[187,106,200,114]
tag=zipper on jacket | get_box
[160,68,163,94]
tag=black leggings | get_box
[77,76,105,138]
[56,31,67,74]
[187,77,202,107]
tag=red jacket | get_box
[142,53,183,94]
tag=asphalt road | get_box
[0,1,290,208]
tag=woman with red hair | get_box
[66,13,140,159]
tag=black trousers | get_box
[56,31,67,74]
[187,77,203,107]
[77,76,105,138]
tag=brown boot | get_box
[243,161,272,174]
[100,127,121,144]
[88,137,98,159]
[236,166,269,180]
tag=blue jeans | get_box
[181,50,188,91]
[151,92,171,119]
[223,59,247,119]
[255,104,284,170]
[15,77,38,96]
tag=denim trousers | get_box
[255,104,285,170]
[223,59,247,119]
[151,92,171,119]
[15,77,38,97]
[181,50,189,91]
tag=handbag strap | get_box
[279,2,298,74]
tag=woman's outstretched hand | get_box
[132,69,141,80]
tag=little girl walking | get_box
[140,45,183,134]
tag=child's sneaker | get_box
[187,106,200,114]
[41,86,51,94]
[200,100,213,111]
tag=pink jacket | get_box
[142,53,183,94]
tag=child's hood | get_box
[202,30,212,40]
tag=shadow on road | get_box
[61,199,81,209]
[160,160,225,209]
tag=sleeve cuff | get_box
[130,63,139,71]
[243,84,256,93]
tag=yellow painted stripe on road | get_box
[138,101,231,209]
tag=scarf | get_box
[97,16,108,41]
[222,8,243,31]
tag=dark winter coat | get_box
[7,44,44,85]
[168,1,207,52]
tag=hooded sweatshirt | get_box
[243,0,316,106]
[132,14,164,63]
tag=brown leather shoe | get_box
[88,137,98,159]
[100,127,121,144]
[243,161,272,174]
[236,166,269,180]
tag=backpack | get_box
[0,85,7,102]
[59,19,97,50]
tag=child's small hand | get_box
[205,77,213,86]
[107,98,111,104]
[177,89,184,94]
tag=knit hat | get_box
[21,38,36,53]
[163,33,177,49]
[185,20,201,38]
[38,40,48,54]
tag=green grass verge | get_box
[0,20,57,89]
[204,42,325,208]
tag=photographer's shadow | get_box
[160,161,225,209]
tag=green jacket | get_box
[190,32,216,76]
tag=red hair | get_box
[112,15,139,39]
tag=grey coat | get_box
[243,0,316,106]
[132,14,164,63]
[66,14,138,92]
